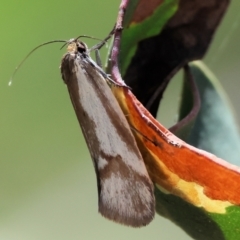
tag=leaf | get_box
[111,82,240,240]
[108,1,240,239]
[186,61,240,166]
[122,0,230,116]
[119,0,178,75]
[169,65,201,141]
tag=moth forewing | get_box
[60,41,155,227]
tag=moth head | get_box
[66,40,88,55]
[77,41,88,53]
[10,34,106,85]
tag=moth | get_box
[10,34,155,227]
[60,39,155,227]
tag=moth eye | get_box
[77,46,86,53]
[76,42,87,54]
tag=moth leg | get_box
[95,49,102,68]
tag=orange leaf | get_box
[111,85,240,214]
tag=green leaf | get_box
[154,61,240,239]
[210,206,240,240]
[187,61,240,165]
[155,187,226,240]
[119,0,178,75]
[155,187,240,240]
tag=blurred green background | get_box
[1,1,240,239]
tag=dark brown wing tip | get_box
[97,166,155,227]
[98,198,155,227]
[99,206,155,227]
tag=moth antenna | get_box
[88,27,115,53]
[60,36,104,50]
[9,40,66,86]
[75,35,104,42]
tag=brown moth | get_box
[60,40,155,227]
[10,35,155,227]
